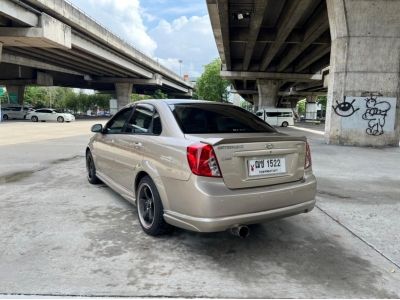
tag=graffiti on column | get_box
[362,96,391,136]
[332,98,360,117]
[332,95,396,136]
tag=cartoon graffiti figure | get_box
[362,97,391,136]
[332,98,360,117]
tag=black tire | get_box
[136,176,171,236]
[31,116,38,122]
[86,151,101,184]
[57,116,64,123]
[2,114,8,120]
[281,121,289,127]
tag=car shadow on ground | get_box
[81,184,396,298]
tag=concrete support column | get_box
[325,0,400,146]
[306,96,318,120]
[252,94,259,112]
[257,79,279,109]
[6,85,25,105]
[114,83,133,110]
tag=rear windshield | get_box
[169,103,276,134]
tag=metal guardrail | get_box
[63,0,190,86]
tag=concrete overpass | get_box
[0,0,193,109]
[207,0,400,147]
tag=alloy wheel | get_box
[86,154,94,180]
[137,183,155,229]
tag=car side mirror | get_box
[91,124,103,133]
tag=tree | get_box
[0,87,9,104]
[23,86,112,113]
[317,96,327,109]
[196,58,230,102]
[297,99,306,115]
[131,93,152,102]
[240,99,253,111]
[24,86,50,108]
[153,89,168,99]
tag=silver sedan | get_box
[86,100,316,237]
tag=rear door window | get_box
[124,104,162,135]
[169,103,275,134]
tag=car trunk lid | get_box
[185,133,307,189]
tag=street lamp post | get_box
[178,59,183,77]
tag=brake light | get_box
[187,143,222,177]
[305,141,312,169]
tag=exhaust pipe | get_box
[230,225,250,238]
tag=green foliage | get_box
[131,89,167,102]
[62,92,112,113]
[131,93,152,102]
[196,58,230,102]
[23,86,112,113]
[297,99,307,115]
[0,88,8,104]
[239,100,253,112]
[153,89,168,99]
[24,86,50,108]
[317,96,327,109]
[191,90,199,100]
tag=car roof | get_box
[129,99,233,106]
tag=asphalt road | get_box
[0,121,399,298]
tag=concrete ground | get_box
[0,121,399,298]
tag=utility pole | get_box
[178,59,183,77]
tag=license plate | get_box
[248,157,286,177]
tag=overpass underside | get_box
[207,0,330,108]
[0,0,193,109]
[207,0,400,147]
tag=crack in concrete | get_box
[318,190,351,199]
[316,204,400,270]
[0,292,208,298]
[0,155,84,184]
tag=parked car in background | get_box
[26,108,75,123]
[256,108,295,127]
[97,110,111,117]
[1,105,33,120]
[86,100,316,237]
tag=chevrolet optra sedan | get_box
[86,100,316,237]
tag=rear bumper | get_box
[162,173,317,232]
[164,199,315,232]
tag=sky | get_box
[68,0,219,78]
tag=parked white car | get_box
[26,108,75,123]
[1,105,33,120]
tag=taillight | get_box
[187,143,222,177]
[305,141,312,169]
